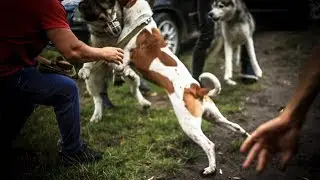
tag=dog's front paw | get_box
[225,79,237,86]
[78,67,91,80]
[142,101,152,109]
[203,166,216,175]
[90,112,102,122]
[253,67,263,78]
[255,69,263,78]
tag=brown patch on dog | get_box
[130,28,178,94]
[118,0,137,8]
[183,84,210,117]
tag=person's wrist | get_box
[279,109,304,129]
[98,48,109,62]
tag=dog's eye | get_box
[218,4,225,8]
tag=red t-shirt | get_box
[0,0,70,77]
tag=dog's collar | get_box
[116,17,152,49]
[93,17,152,67]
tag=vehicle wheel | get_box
[153,12,180,55]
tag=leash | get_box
[117,17,152,49]
[94,17,152,67]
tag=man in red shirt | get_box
[0,0,123,167]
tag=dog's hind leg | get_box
[246,37,262,77]
[178,116,216,175]
[203,96,250,136]
[84,65,110,122]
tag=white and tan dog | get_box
[94,0,250,174]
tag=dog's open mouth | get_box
[212,17,221,22]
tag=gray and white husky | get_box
[208,0,263,85]
[77,0,124,122]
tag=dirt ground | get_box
[159,23,320,180]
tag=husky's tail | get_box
[199,72,221,97]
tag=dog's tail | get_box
[199,72,221,97]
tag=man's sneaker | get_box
[239,73,258,84]
[240,58,258,84]
[59,144,103,166]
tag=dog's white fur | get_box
[78,38,117,122]
[102,0,250,174]
[209,0,263,85]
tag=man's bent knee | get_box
[55,75,79,101]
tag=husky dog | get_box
[208,0,263,85]
[96,0,250,174]
[77,0,124,122]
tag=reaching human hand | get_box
[101,47,124,65]
[240,115,301,172]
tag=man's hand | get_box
[101,47,124,65]
[240,115,300,172]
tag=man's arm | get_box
[46,28,122,64]
[39,0,123,64]
[281,44,320,126]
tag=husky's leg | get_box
[121,66,151,108]
[203,97,249,136]
[84,65,109,122]
[177,114,216,175]
[209,37,223,57]
[223,40,237,85]
[246,37,262,77]
[235,45,241,67]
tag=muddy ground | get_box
[160,22,320,180]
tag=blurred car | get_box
[63,0,199,55]
[62,0,319,55]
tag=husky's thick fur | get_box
[85,0,250,174]
[77,0,124,122]
[208,0,262,85]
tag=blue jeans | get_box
[0,67,82,154]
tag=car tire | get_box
[153,12,180,55]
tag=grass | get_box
[12,48,263,179]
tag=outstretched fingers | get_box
[280,150,293,170]
[256,148,271,172]
[242,141,263,168]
